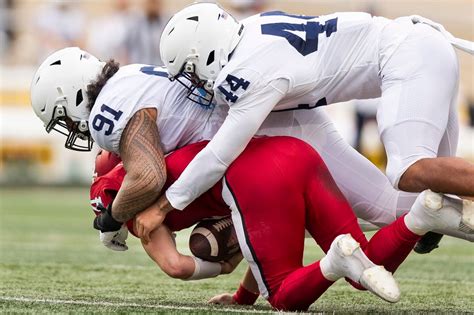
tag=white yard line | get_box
[0,296,287,314]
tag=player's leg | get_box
[301,151,416,284]
[223,175,393,311]
[379,23,474,196]
[414,95,462,253]
[234,137,401,307]
[222,161,334,311]
[397,108,473,244]
[221,137,370,311]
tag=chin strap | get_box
[410,15,474,55]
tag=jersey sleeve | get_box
[89,97,130,153]
[165,75,289,210]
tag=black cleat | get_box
[414,232,444,254]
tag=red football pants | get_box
[224,137,420,311]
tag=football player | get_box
[157,3,474,248]
[91,136,473,311]
[30,47,419,245]
[91,148,242,278]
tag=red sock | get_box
[363,215,421,273]
[269,261,333,312]
[233,283,259,305]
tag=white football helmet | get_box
[30,47,105,151]
[160,2,243,106]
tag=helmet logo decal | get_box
[187,16,199,22]
[50,60,61,66]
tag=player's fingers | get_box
[133,219,139,236]
[136,221,144,239]
[143,228,151,244]
[208,294,233,305]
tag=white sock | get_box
[404,210,429,236]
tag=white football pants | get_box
[378,21,460,188]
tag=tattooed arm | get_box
[111,108,166,222]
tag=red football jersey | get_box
[90,141,230,236]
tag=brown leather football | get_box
[189,217,240,262]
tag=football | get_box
[189,217,240,262]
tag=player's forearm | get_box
[113,108,166,222]
[232,267,259,305]
[111,170,165,222]
[241,267,259,294]
[142,226,221,280]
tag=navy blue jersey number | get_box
[217,75,250,103]
[260,11,337,56]
[92,104,123,136]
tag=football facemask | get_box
[170,63,215,108]
[46,105,93,151]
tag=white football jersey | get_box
[89,64,225,154]
[166,12,406,210]
[214,11,393,109]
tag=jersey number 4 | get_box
[92,104,123,136]
[217,75,250,103]
[260,11,338,56]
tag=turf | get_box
[0,188,473,314]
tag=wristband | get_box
[233,283,259,305]
[185,257,222,280]
[93,204,122,232]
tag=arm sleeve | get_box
[165,78,289,210]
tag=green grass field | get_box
[0,188,473,314]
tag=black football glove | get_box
[93,203,123,232]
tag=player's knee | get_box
[386,161,404,190]
[386,153,432,191]
[397,159,432,192]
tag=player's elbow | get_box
[165,266,188,279]
[161,256,190,280]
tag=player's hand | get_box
[208,293,236,305]
[99,225,129,251]
[135,195,174,244]
[93,203,122,232]
[220,252,243,274]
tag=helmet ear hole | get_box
[206,50,215,66]
[75,89,83,106]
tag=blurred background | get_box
[0,0,473,186]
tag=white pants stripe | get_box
[221,177,271,299]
